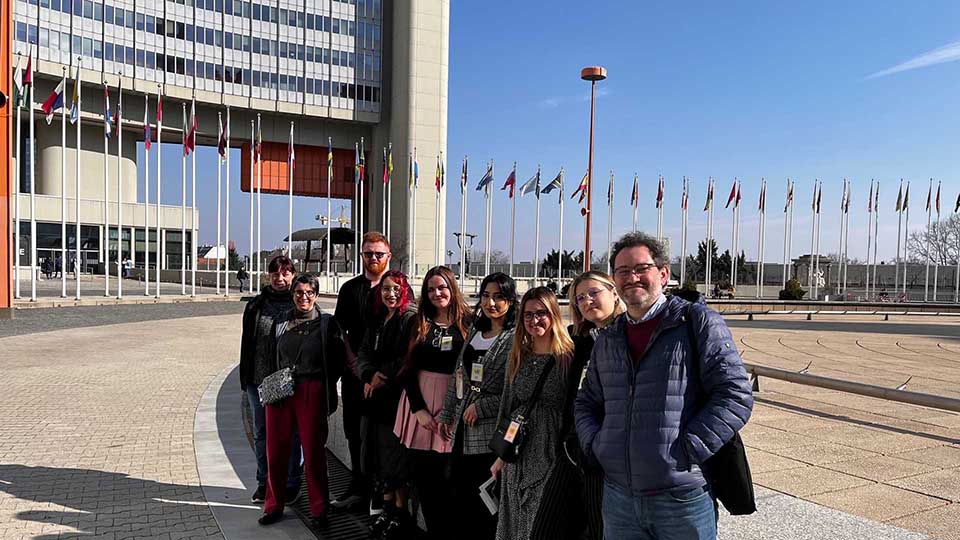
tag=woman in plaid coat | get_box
[439,272,518,540]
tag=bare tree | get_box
[472,250,510,265]
[906,214,960,265]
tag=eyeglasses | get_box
[382,286,402,295]
[362,251,389,260]
[427,284,450,296]
[575,287,609,305]
[522,310,551,322]
[294,289,317,299]
[613,263,658,280]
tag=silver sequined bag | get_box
[258,366,294,406]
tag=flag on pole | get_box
[354,143,361,182]
[501,169,516,198]
[435,156,442,193]
[926,182,932,212]
[703,180,714,211]
[288,123,295,170]
[13,57,24,107]
[475,164,494,191]
[413,152,419,186]
[607,172,614,206]
[904,183,910,209]
[217,114,228,158]
[42,78,66,125]
[816,183,822,213]
[868,181,874,213]
[682,178,689,211]
[541,170,563,201]
[725,179,738,208]
[735,182,742,208]
[460,156,468,192]
[103,84,113,139]
[656,175,664,208]
[382,147,389,184]
[895,183,903,212]
[955,191,960,213]
[759,181,766,212]
[520,170,540,198]
[145,101,152,151]
[69,65,80,124]
[157,93,163,124]
[571,171,589,204]
[935,182,941,213]
[631,175,640,208]
[844,185,851,213]
[184,100,197,155]
[784,181,793,213]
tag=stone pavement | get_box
[1,306,958,539]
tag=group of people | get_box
[239,230,754,540]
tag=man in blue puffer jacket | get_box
[575,232,753,540]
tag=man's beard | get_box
[365,259,387,275]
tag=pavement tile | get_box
[820,455,940,482]
[745,449,809,474]
[769,442,882,466]
[753,465,873,497]
[893,445,960,468]
[890,502,960,540]
[890,469,960,503]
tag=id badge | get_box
[456,369,465,399]
[440,336,453,351]
[504,420,521,443]
[578,366,588,390]
[471,363,484,383]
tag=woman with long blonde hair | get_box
[491,287,581,540]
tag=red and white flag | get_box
[184,100,197,155]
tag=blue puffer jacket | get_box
[574,294,753,495]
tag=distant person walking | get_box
[575,232,754,540]
[238,255,304,506]
[237,266,249,290]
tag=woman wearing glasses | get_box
[259,274,345,528]
[533,271,626,539]
[394,266,472,538]
[490,287,578,540]
[438,272,518,540]
[358,270,418,539]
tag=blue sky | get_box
[146,1,960,264]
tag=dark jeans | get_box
[602,481,718,540]
[246,385,303,489]
[450,449,497,540]
[341,373,366,485]
[410,449,454,539]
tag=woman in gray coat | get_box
[439,272,518,540]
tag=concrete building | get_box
[10,0,449,282]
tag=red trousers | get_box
[264,379,329,516]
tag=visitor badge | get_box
[578,367,588,390]
[504,420,521,443]
[456,369,464,399]
[440,336,453,351]
[471,363,484,383]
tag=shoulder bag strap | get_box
[519,357,555,419]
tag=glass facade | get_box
[13,0,382,115]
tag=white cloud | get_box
[869,40,960,78]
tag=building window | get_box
[136,48,145,66]
[104,41,114,61]
[176,22,185,39]
[186,24,194,41]
[125,10,134,28]
[136,12,145,31]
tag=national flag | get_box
[475,163,494,191]
[13,57,23,107]
[815,182,822,214]
[935,182,941,214]
[725,179,737,209]
[811,182,818,211]
[69,64,80,124]
[758,180,766,212]
[145,99,152,151]
[903,183,910,209]
[328,137,334,182]
[631,175,639,208]
[895,182,903,212]
[354,143,361,183]
[157,93,163,124]
[955,191,960,213]
[382,147,389,184]
[868,181,874,213]
[784,181,794,213]
[216,114,227,158]
[288,123,295,170]
[460,156,468,192]
[735,182,742,208]
[42,78,65,125]
[386,144,394,184]
[501,169,516,198]
[703,180,714,212]
[24,51,32,86]
[571,171,589,204]
[655,175,664,208]
[103,84,113,139]
[874,182,879,213]
[926,181,932,212]
[184,100,197,156]
[607,172,614,207]
[541,169,563,200]
[519,169,540,198]
[358,143,366,182]
[681,178,689,211]
[840,179,847,211]
[413,152,419,187]
[435,156,442,193]
[844,186,851,213]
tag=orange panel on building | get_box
[239,143,364,199]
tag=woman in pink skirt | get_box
[394,265,472,538]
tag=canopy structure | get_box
[283,227,355,272]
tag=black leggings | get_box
[450,450,497,540]
[410,449,454,539]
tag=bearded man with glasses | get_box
[333,232,413,514]
[574,232,753,540]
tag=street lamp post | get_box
[581,66,607,272]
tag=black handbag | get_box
[686,304,757,515]
[489,358,555,463]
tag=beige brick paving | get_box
[0,314,241,540]
[731,316,960,540]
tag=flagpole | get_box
[558,169,565,286]
[705,178,712,294]
[249,120,255,293]
[680,177,687,286]
[181,103,186,295]
[382,147,387,237]
[216,112,222,295]
[155,86,162,298]
[866,180,874,299]
[730,180,736,292]
[29,52,37,301]
[288,121,294,257]
[434,153,442,267]
[116,79,124,299]
[657,175,664,240]
[14,54,22,299]
[355,142,360,274]
[933,182,940,301]
[843,188,850,297]
[924,179,932,302]
[632,174,638,233]
[814,181,822,300]
[510,162,516,277]
[756,179,764,298]
[872,183,879,299]
[486,161,493,277]
[75,59,83,300]
[360,136,365,266]
[257,114,263,288]
[144,94,150,296]
[387,143,393,241]
[837,179,846,292]
[903,182,910,297]
[534,165,541,285]
[411,148,418,276]
[787,179,794,286]
[459,156,467,284]
[607,171,613,274]
[60,67,67,297]
[191,100,197,297]
[225,108,231,296]
[895,180,903,298]
[326,137,332,284]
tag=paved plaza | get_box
[1,304,958,539]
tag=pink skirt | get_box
[393,370,453,453]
